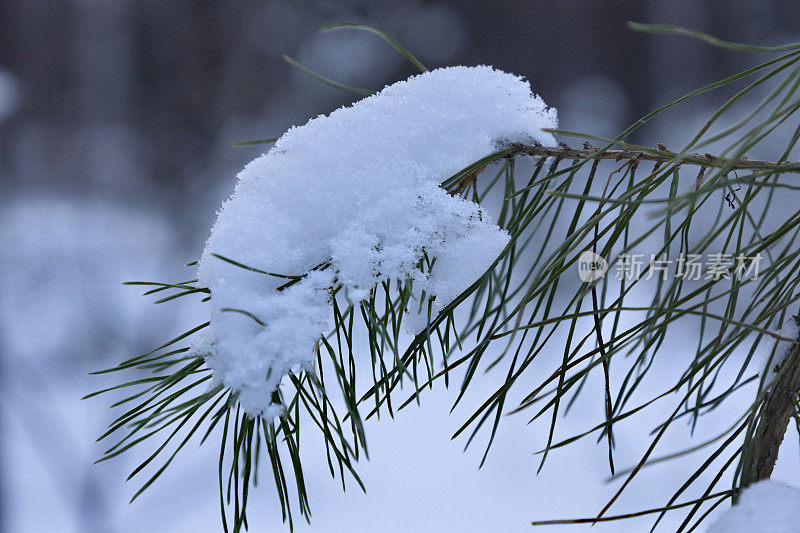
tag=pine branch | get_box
[506,142,800,174]
[90,22,800,532]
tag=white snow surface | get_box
[195,66,557,416]
[706,480,800,533]
[761,317,799,381]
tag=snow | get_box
[0,196,178,365]
[194,66,557,416]
[706,480,800,533]
[761,317,799,382]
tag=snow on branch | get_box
[193,66,558,416]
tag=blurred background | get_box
[2,1,800,532]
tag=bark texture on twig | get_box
[742,316,800,486]
[505,143,800,174]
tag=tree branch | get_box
[506,143,800,174]
[742,315,800,487]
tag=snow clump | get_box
[194,66,557,416]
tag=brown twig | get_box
[741,315,800,487]
[505,143,800,174]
